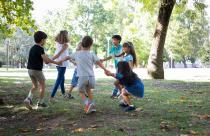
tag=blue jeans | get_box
[51,66,66,97]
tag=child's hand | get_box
[57,61,63,66]
[104,70,111,76]
[100,59,104,63]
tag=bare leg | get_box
[38,80,45,103]
[86,88,93,102]
[114,80,123,94]
[68,85,74,94]
[122,88,131,105]
[29,78,38,99]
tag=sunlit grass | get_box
[0,77,209,136]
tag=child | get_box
[105,61,144,112]
[64,36,109,114]
[50,30,70,100]
[66,42,82,99]
[24,31,61,110]
[100,35,123,98]
[114,41,137,97]
[118,41,137,69]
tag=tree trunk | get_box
[182,57,187,68]
[147,0,175,79]
[168,58,175,68]
[172,59,175,68]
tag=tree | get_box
[0,0,36,38]
[3,28,33,68]
[147,0,175,79]
[138,0,207,78]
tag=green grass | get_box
[0,77,210,136]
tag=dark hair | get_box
[55,30,69,44]
[112,35,121,42]
[117,61,138,85]
[34,31,47,43]
[82,36,93,48]
[123,42,137,67]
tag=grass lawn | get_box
[0,77,210,136]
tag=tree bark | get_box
[182,57,187,68]
[168,58,175,68]
[147,0,175,79]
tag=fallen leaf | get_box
[199,115,210,120]
[90,125,99,128]
[180,96,187,100]
[73,128,85,133]
[160,121,171,131]
[135,108,143,112]
[36,128,44,132]
[19,128,30,133]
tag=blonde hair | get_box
[55,30,69,44]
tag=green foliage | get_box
[0,0,36,38]
[165,4,209,65]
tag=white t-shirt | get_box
[54,42,69,67]
[70,50,99,77]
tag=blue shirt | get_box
[109,44,123,68]
[123,54,133,62]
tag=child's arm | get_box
[60,56,71,62]
[100,56,112,62]
[41,54,62,65]
[115,52,125,57]
[128,61,134,69]
[95,60,111,75]
[52,43,68,60]
[69,58,77,65]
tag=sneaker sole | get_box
[24,100,33,110]
[125,108,136,112]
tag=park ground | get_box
[0,68,210,136]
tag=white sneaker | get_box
[24,98,33,110]
[91,104,96,112]
[86,103,94,114]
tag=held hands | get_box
[104,69,112,76]
[100,59,104,63]
[56,60,63,66]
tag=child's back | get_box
[27,45,44,71]
[71,50,99,77]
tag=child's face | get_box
[123,46,129,53]
[40,39,46,46]
[112,38,120,46]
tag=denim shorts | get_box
[71,69,78,87]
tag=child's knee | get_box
[122,89,128,96]
[33,85,38,90]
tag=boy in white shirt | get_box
[64,36,109,114]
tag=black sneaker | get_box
[24,98,33,110]
[66,94,74,99]
[125,105,136,112]
[119,102,129,108]
[37,102,48,108]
